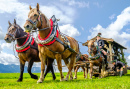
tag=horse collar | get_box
[36,19,58,46]
[15,36,34,52]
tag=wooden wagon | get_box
[82,36,127,76]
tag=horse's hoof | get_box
[74,76,77,79]
[31,75,38,79]
[17,78,22,82]
[64,77,69,81]
[70,77,73,80]
[37,79,43,83]
[53,76,56,80]
[89,78,92,79]
[60,78,65,81]
[85,76,88,79]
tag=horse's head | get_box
[24,3,50,33]
[87,40,97,55]
[4,19,21,43]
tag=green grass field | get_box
[0,70,130,89]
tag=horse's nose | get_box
[24,25,30,29]
[26,25,30,28]
[4,38,9,41]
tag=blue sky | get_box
[0,0,130,67]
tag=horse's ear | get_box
[14,19,16,25]
[29,5,32,10]
[86,40,89,46]
[8,21,11,26]
[36,3,39,11]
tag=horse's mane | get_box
[41,12,50,27]
[8,24,24,31]
[88,40,94,46]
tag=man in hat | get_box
[112,60,125,77]
[96,33,108,69]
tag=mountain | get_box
[0,63,41,73]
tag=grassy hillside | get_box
[0,71,130,89]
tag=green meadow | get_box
[0,70,130,89]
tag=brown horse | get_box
[4,19,56,82]
[24,3,79,83]
[86,40,105,79]
[74,54,89,79]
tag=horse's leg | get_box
[63,59,73,80]
[65,54,76,81]
[56,54,64,81]
[27,59,38,79]
[70,71,73,80]
[44,59,56,80]
[81,66,85,78]
[44,59,51,79]
[50,64,56,80]
[85,64,88,79]
[44,65,50,79]
[74,66,80,79]
[99,65,102,78]
[90,63,93,79]
[17,62,25,82]
[37,53,46,83]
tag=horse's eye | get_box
[34,14,37,16]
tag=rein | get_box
[32,27,50,32]
[15,34,29,40]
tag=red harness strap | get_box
[38,19,59,46]
[16,37,35,52]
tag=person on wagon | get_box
[96,33,108,67]
[112,60,125,77]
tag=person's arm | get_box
[99,40,104,49]
[119,61,125,66]
[101,40,104,48]
[112,65,116,71]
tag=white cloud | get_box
[1,43,13,50]
[0,0,78,28]
[93,2,102,8]
[0,27,4,40]
[0,0,29,27]
[88,6,130,47]
[109,14,116,20]
[128,55,130,60]
[40,5,75,24]
[127,55,130,65]
[81,26,84,31]
[0,52,19,65]
[0,46,2,53]
[60,0,89,8]
[59,24,80,37]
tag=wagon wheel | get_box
[101,60,106,78]
[101,60,109,78]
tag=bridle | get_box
[88,44,97,55]
[6,24,29,40]
[26,11,49,32]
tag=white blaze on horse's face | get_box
[4,25,16,43]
